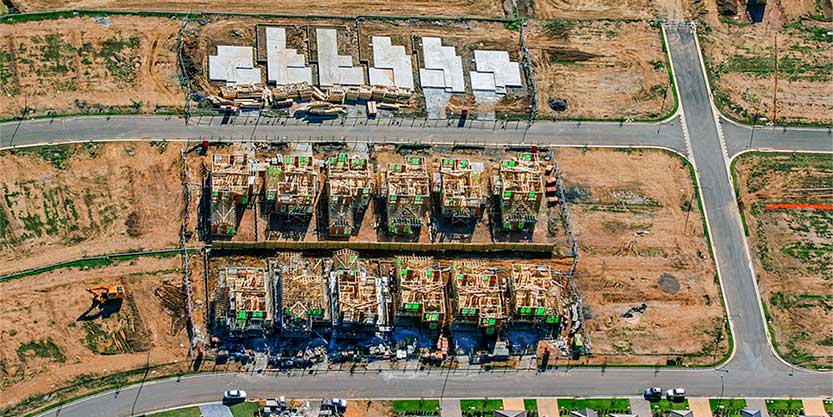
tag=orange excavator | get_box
[86,286,126,304]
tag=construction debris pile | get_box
[218,267,273,333]
[393,256,446,330]
[326,154,373,237]
[450,262,507,335]
[381,156,431,235]
[433,158,487,223]
[494,152,547,232]
[209,152,256,236]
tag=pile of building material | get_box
[271,253,330,334]
[210,153,256,236]
[369,36,415,89]
[293,101,347,117]
[272,82,315,102]
[394,256,446,329]
[326,153,374,236]
[207,83,273,112]
[494,152,544,232]
[510,264,565,326]
[450,262,507,334]
[219,266,273,333]
[264,27,313,85]
[434,158,488,223]
[316,28,366,87]
[268,154,319,219]
[332,249,386,330]
[381,156,431,235]
[419,37,465,93]
[208,45,262,86]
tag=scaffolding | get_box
[271,253,330,333]
[272,154,319,220]
[435,158,487,223]
[332,249,385,329]
[510,264,565,326]
[395,256,445,329]
[218,266,273,333]
[495,152,543,232]
[450,262,507,334]
[210,153,256,236]
[326,154,374,236]
[381,156,430,235]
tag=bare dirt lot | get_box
[733,152,833,368]
[0,142,183,276]
[555,148,727,365]
[699,0,833,126]
[0,256,190,407]
[527,19,674,120]
[0,16,183,119]
[8,0,507,17]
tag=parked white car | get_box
[223,390,248,403]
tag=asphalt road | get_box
[0,20,829,417]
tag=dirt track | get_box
[9,0,506,17]
[556,148,726,365]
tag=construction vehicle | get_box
[86,286,125,304]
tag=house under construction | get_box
[218,266,274,333]
[510,264,566,327]
[495,152,543,232]
[269,154,319,220]
[210,153,256,236]
[271,253,330,334]
[450,262,508,335]
[332,249,388,334]
[381,156,431,235]
[326,154,374,237]
[434,158,488,223]
[395,256,446,330]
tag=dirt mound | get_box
[659,273,680,294]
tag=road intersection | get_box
[0,19,829,417]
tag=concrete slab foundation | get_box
[316,28,365,87]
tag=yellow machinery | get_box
[86,286,125,304]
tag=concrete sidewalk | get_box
[442,399,463,417]
[504,399,526,411]
[630,398,653,417]
[537,398,559,417]
[802,399,829,417]
[689,398,714,417]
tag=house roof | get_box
[494,411,526,417]
[670,410,694,417]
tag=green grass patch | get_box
[710,399,746,411]
[229,401,260,417]
[392,400,441,414]
[559,398,630,412]
[524,400,538,411]
[461,399,504,415]
[765,399,803,416]
[0,248,184,282]
[16,338,65,365]
[148,407,203,417]
[651,399,690,412]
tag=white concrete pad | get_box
[369,67,396,87]
[316,28,365,86]
[470,71,497,91]
[209,45,258,85]
[420,37,465,93]
[265,27,312,85]
[370,36,414,89]
[473,49,523,91]
[419,68,447,88]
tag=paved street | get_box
[0,18,828,417]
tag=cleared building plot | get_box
[210,153,256,237]
[271,253,330,334]
[264,27,312,85]
[270,154,319,220]
[495,152,544,233]
[218,266,273,333]
[326,153,374,237]
[369,36,415,89]
[381,156,431,236]
[510,264,566,327]
[332,249,388,333]
[395,256,446,330]
[208,45,262,85]
[434,158,488,223]
[316,28,366,87]
[449,262,508,335]
[419,37,465,93]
